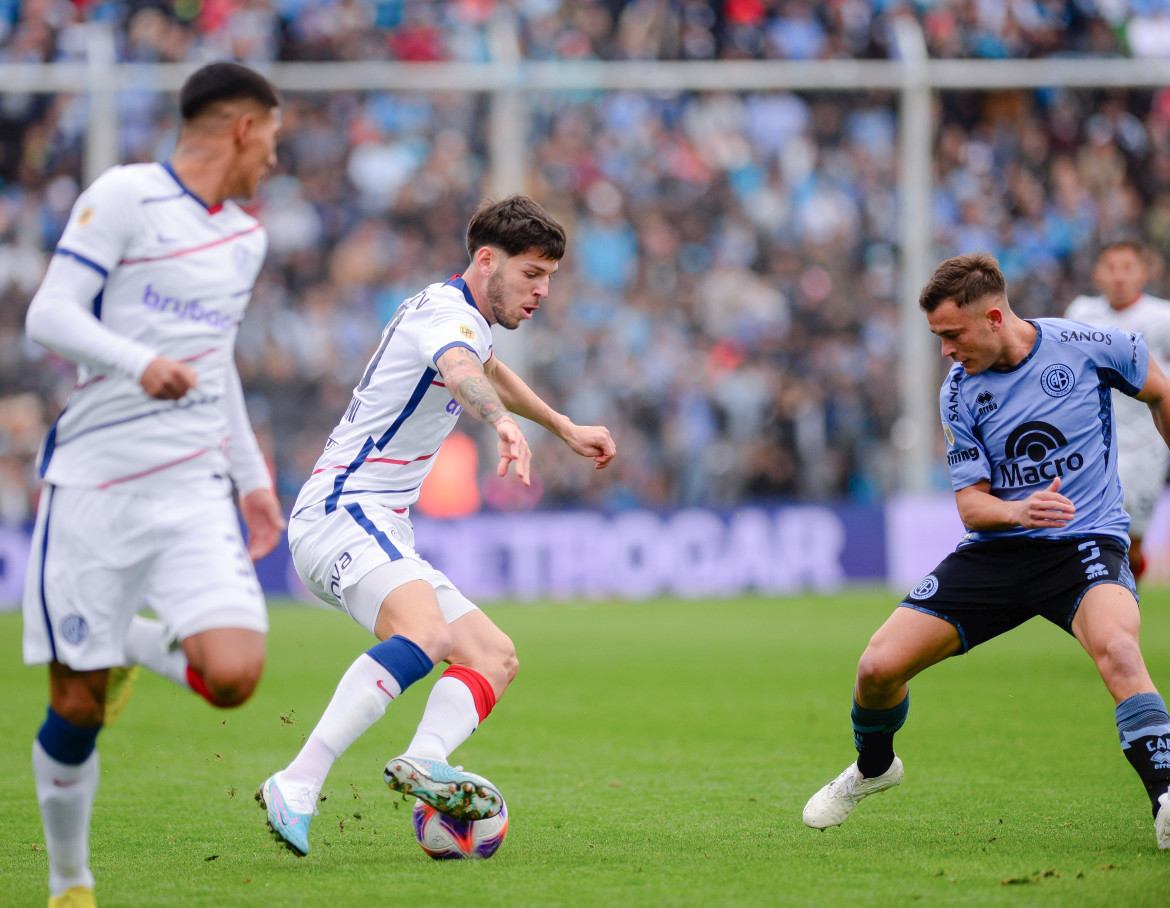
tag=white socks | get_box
[124,616,189,687]
[406,674,480,762]
[33,740,98,897]
[280,653,403,809]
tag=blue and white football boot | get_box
[257,773,315,856]
[384,755,502,821]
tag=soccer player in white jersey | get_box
[21,63,285,908]
[257,195,616,856]
[1065,238,1170,580]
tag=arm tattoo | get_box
[439,347,511,426]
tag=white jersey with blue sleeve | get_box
[291,276,492,516]
[30,161,268,494]
[940,318,1149,544]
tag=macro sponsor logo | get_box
[998,421,1082,488]
[1058,329,1112,345]
[142,284,240,331]
[947,446,980,466]
[976,391,997,416]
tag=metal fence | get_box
[5,20,1170,492]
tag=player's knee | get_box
[499,636,518,686]
[200,659,264,708]
[1096,635,1146,682]
[855,649,901,697]
[56,689,104,728]
[411,625,454,666]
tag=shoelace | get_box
[828,768,861,799]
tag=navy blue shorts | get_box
[900,536,1136,653]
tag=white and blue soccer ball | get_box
[411,799,508,860]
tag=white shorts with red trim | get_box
[288,501,476,635]
[23,483,267,670]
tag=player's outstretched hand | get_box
[564,424,617,470]
[240,487,287,561]
[1017,476,1076,529]
[495,416,532,487]
[140,356,198,400]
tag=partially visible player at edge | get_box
[803,252,1170,849]
[22,62,285,908]
[1065,237,1170,580]
[257,195,616,857]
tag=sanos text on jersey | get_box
[1059,329,1111,345]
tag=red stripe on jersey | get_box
[119,224,262,265]
[96,447,211,488]
[74,347,219,391]
[310,451,437,475]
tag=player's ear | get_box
[232,109,256,148]
[474,246,495,274]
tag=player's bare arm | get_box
[239,487,286,561]
[1135,354,1170,449]
[954,477,1075,531]
[484,355,617,469]
[436,345,531,485]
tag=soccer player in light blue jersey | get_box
[804,252,1170,849]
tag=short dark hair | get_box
[466,195,566,261]
[180,62,280,121]
[919,252,1007,312]
[1097,233,1146,259]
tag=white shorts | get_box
[23,484,268,670]
[288,502,477,635]
[1118,446,1170,538]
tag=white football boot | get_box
[803,756,904,829]
[1156,790,1170,850]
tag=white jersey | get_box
[36,162,268,493]
[1065,292,1170,455]
[292,277,492,516]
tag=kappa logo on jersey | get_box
[142,284,240,331]
[1040,364,1075,398]
[976,391,998,415]
[998,420,1084,488]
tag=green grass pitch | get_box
[3,590,1169,907]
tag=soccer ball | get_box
[411,799,508,860]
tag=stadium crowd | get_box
[3,1,1170,523]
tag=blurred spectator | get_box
[4,2,1170,522]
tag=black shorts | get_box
[899,536,1136,653]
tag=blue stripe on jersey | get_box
[56,247,109,277]
[344,503,404,560]
[39,418,59,478]
[324,369,437,514]
[93,288,104,320]
[432,340,476,366]
[161,161,213,210]
[1096,369,1113,468]
[1098,365,1142,397]
[53,394,220,447]
[443,275,480,311]
[36,485,58,662]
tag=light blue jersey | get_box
[941,318,1150,544]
